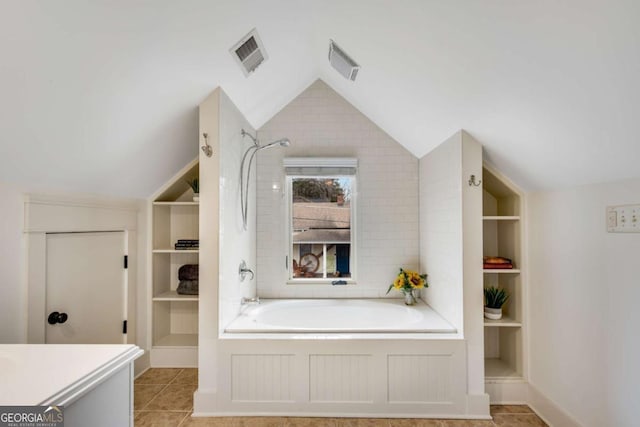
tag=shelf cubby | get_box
[484,327,523,379]
[149,160,199,366]
[482,165,526,389]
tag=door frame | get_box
[25,194,139,345]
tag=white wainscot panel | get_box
[231,354,294,402]
[388,355,452,403]
[309,354,372,403]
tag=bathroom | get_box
[1,2,640,426]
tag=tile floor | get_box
[135,369,547,427]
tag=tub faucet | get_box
[241,296,260,305]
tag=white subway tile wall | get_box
[256,79,420,298]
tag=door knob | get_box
[48,311,68,325]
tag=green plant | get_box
[186,178,199,193]
[484,286,510,309]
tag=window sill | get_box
[286,279,357,285]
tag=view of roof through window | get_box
[290,177,352,279]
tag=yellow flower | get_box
[407,271,424,288]
[387,268,428,295]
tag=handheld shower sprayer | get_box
[240,130,290,230]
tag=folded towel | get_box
[178,264,199,281]
[484,256,512,265]
[177,280,199,295]
[483,263,513,269]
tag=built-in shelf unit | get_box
[482,165,526,397]
[149,159,199,367]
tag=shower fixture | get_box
[240,129,290,230]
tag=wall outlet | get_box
[607,204,640,233]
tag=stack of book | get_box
[175,239,199,250]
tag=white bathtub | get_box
[224,298,456,333]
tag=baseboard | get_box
[467,393,491,417]
[528,383,582,427]
[133,351,150,377]
[193,389,218,415]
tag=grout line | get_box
[176,411,191,427]
[138,383,172,411]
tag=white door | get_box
[45,231,127,344]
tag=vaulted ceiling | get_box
[1,0,639,197]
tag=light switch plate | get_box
[607,204,640,233]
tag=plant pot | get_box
[193,193,199,202]
[484,306,502,320]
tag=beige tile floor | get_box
[135,369,547,427]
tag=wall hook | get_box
[239,260,254,282]
[201,132,213,157]
[468,174,482,187]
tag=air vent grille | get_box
[328,40,360,81]
[235,36,258,61]
[231,29,268,76]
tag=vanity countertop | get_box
[0,344,143,406]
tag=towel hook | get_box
[239,260,254,282]
[468,174,482,187]
[201,133,213,157]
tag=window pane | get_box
[291,178,352,279]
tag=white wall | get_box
[256,79,420,298]
[0,182,26,343]
[528,178,640,427]
[218,91,257,330]
[419,133,463,330]
[418,131,486,405]
[196,88,257,409]
[197,89,221,397]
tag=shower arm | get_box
[241,129,259,146]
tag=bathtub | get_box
[197,298,486,420]
[224,298,456,334]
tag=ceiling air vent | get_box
[230,29,268,76]
[328,39,360,81]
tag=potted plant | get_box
[386,268,428,305]
[484,286,510,320]
[187,178,199,202]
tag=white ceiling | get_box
[1,0,639,197]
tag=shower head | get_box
[257,138,291,150]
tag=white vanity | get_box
[0,344,143,427]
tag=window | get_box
[284,158,357,282]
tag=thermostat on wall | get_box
[607,204,640,233]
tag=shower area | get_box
[194,86,488,419]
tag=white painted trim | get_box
[193,411,492,419]
[283,157,358,168]
[25,196,140,346]
[42,346,143,406]
[528,383,583,427]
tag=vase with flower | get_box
[386,268,428,305]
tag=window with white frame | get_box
[284,158,357,282]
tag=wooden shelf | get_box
[483,269,520,274]
[485,358,522,380]
[483,216,520,221]
[154,333,198,347]
[152,249,199,254]
[484,316,522,327]
[153,290,199,302]
[153,201,199,206]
